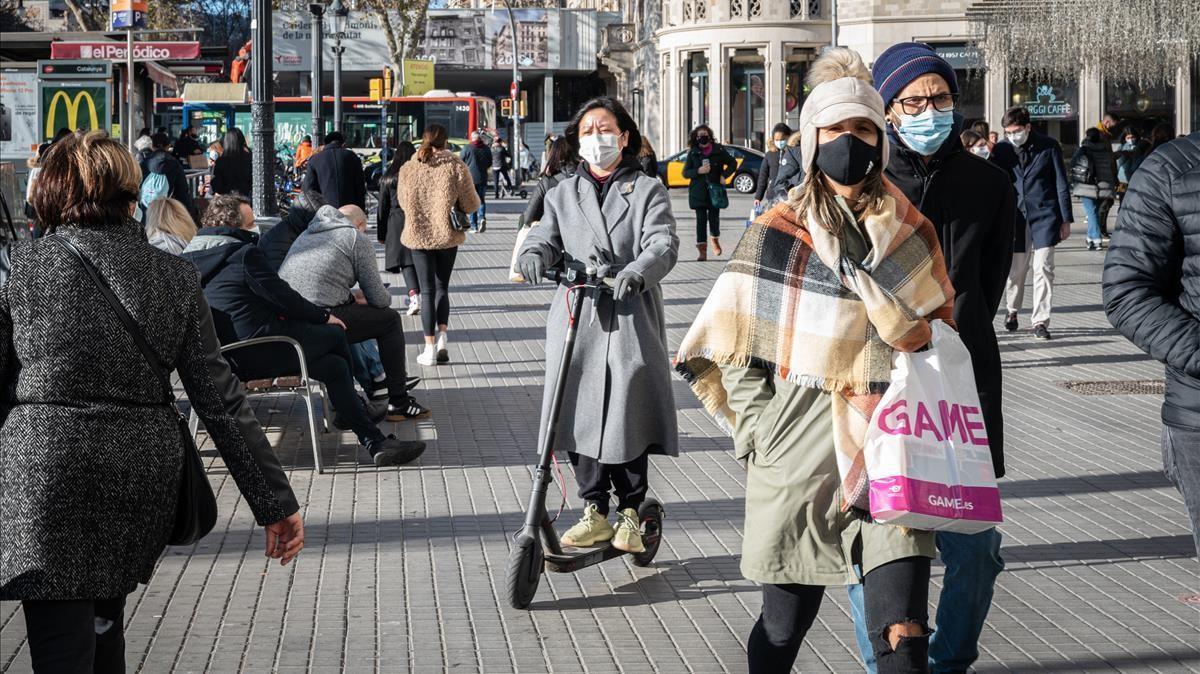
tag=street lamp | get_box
[309,2,325,144]
[329,0,348,133]
[251,0,277,217]
[493,0,521,181]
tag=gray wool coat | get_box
[519,165,680,464]
[0,223,298,601]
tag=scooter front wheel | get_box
[505,532,544,609]
[632,499,665,567]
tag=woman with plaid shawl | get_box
[675,48,955,673]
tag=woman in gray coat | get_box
[1,132,304,673]
[517,97,679,554]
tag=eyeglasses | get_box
[893,93,958,115]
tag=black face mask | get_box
[815,132,878,186]
[697,136,711,146]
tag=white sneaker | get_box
[406,294,420,316]
[435,331,449,364]
[416,346,437,366]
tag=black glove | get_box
[612,270,644,302]
[518,254,545,285]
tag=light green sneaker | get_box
[560,503,615,548]
[611,508,645,554]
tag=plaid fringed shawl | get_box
[675,181,955,510]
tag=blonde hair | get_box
[805,47,873,88]
[145,197,197,243]
[31,130,141,232]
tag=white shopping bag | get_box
[509,222,534,283]
[745,203,763,229]
[864,319,1003,534]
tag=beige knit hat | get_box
[798,47,889,177]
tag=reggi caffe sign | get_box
[51,42,202,61]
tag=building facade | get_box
[611,0,1196,156]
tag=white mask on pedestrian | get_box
[1006,129,1029,147]
[578,133,623,170]
[970,145,990,159]
[774,139,787,150]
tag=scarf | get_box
[675,180,955,510]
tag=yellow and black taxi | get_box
[656,145,764,194]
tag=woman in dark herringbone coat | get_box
[0,132,305,673]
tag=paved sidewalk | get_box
[2,193,1198,673]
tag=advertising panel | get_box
[40,82,110,141]
[51,42,202,61]
[0,69,39,154]
[403,60,435,95]
[111,0,147,29]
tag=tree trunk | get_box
[62,0,99,30]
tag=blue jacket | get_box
[991,131,1072,251]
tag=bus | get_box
[153,91,498,159]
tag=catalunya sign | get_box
[51,42,202,62]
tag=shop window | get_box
[729,49,766,150]
[784,50,814,131]
[1009,75,1080,149]
[1104,79,1177,139]
[687,51,709,133]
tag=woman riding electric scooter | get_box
[517,96,680,554]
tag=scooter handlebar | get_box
[542,266,615,292]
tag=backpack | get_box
[1069,148,1094,185]
[140,172,170,207]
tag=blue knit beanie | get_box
[871,42,959,108]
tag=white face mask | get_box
[970,145,991,159]
[578,133,623,170]
[1006,129,1029,147]
[774,139,787,150]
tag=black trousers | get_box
[1097,196,1114,236]
[22,596,126,674]
[568,451,649,516]
[254,321,383,446]
[331,303,409,404]
[410,247,458,337]
[695,207,721,243]
[748,557,931,674]
[492,168,513,197]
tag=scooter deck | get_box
[544,541,628,573]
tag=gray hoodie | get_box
[278,205,390,309]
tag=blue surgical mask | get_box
[894,108,955,155]
[774,139,787,150]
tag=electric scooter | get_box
[505,264,665,610]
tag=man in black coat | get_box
[301,131,366,209]
[172,125,203,162]
[993,105,1073,340]
[460,131,492,231]
[144,133,197,222]
[1103,132,1200,563]
[181,194,422,466]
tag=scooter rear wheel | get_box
[632,499,664,567]
[505,532,544,609]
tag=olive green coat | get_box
[722,365,934,586]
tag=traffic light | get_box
[500,98,513,117]
[369,78,383,101]
[382,67,393,97]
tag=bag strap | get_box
[50,234,177,406]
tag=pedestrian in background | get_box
[491,136,514,198]
[377,140,421,315]
[1116,127,1148,204]
[636,137,658,178]
[960,129,991,158]
[301,131,366,209]
[993,105,1072,340]
[1103,132,1200,569]
[210,128,253,200]
[970,120,994,150]
[754,122,793,209]
[144,197,197,255]
[1093,113,1121,239]
[398,123,481,366]
[856,40,1015,674]
[676,48,955,673]
[294,135,315,169]
[1,131,304,672]
[172,124,204,162]
[520,136,578,230]
[682,124,736,261]
[770,129,807,202]
[1071,127,1118,251]
[517,95,679,555]
[142,132,197,223]
[1149,122,1175,153]
[460,131,492,232]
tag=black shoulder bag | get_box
[51,235,218,546]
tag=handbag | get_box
[449,205,472,232]
[51,235,218,546]
[707,180,729,210]
[508,221,535,282]
[863,320,1002,534]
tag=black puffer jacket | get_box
[885,124,1017,477]
[1103,132,1200,431]
[1070,138,1118,199]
